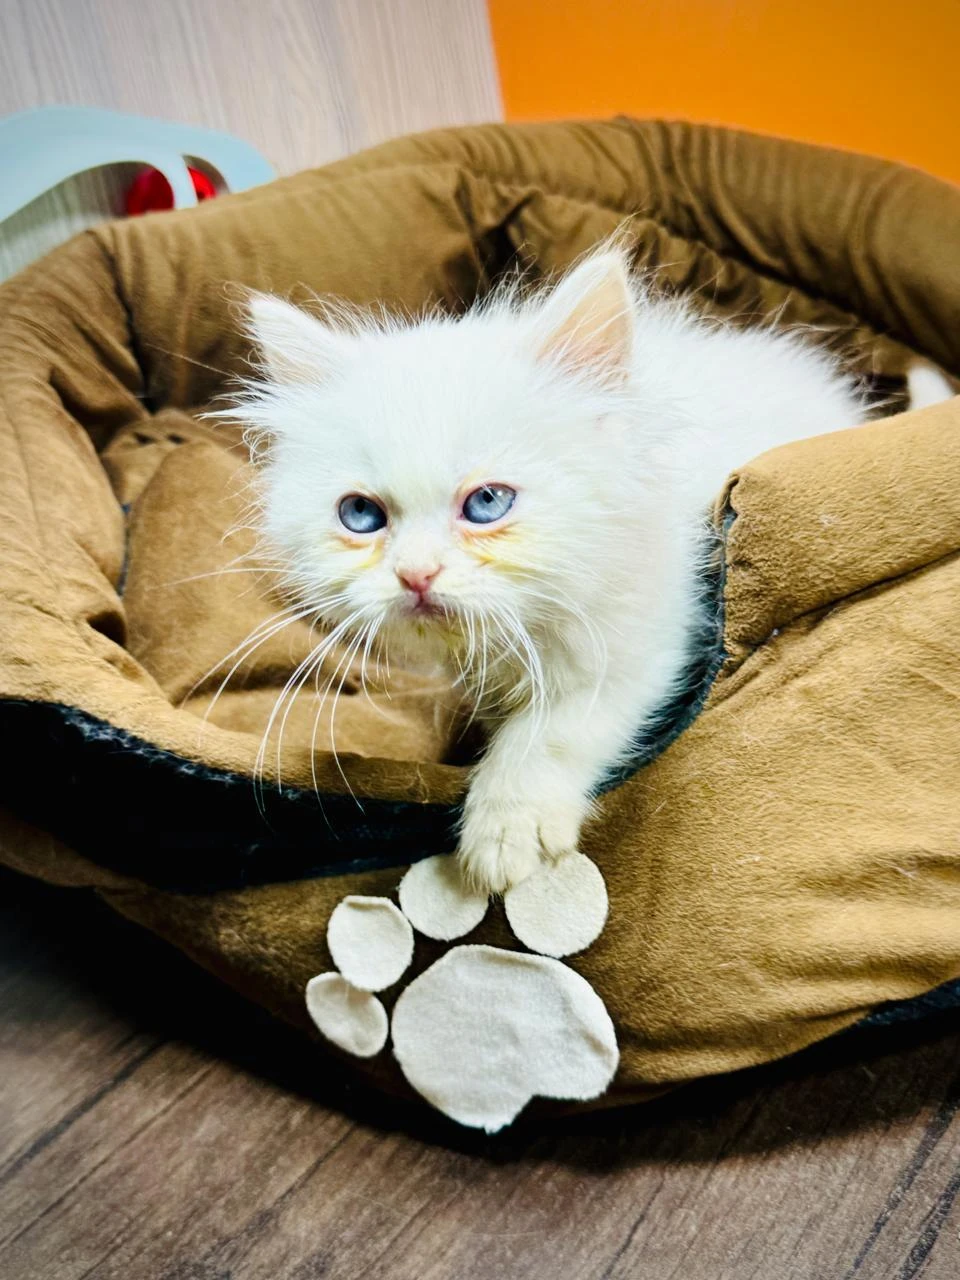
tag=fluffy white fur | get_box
[232,248,952,892]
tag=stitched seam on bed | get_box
[706,543,960,709]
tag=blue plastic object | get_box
[0,105,276,222]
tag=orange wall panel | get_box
[488,0,960,185]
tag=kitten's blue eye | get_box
[461,484,516,525]
[338,493,387,534]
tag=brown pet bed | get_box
[1,118,959,1125]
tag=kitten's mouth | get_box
[399,595,450,621]
[412,597,447,618]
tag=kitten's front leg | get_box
[458,685,632,894]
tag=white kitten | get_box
[233,248,951,892]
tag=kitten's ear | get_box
[245,293,346,383]
[532,251,634,385]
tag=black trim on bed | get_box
[0,698,460,892]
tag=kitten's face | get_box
[242,255,637,672]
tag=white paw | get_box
[457,794,584,895]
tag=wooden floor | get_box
[1,867,959,1280]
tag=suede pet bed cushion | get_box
[1,118,959,1124]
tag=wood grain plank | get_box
[0,891,160,1178]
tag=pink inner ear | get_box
[535,256,634,385]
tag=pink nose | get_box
[397,566,441,597]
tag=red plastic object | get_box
[125,165,218,216]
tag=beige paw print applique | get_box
[304,852,618,1132]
